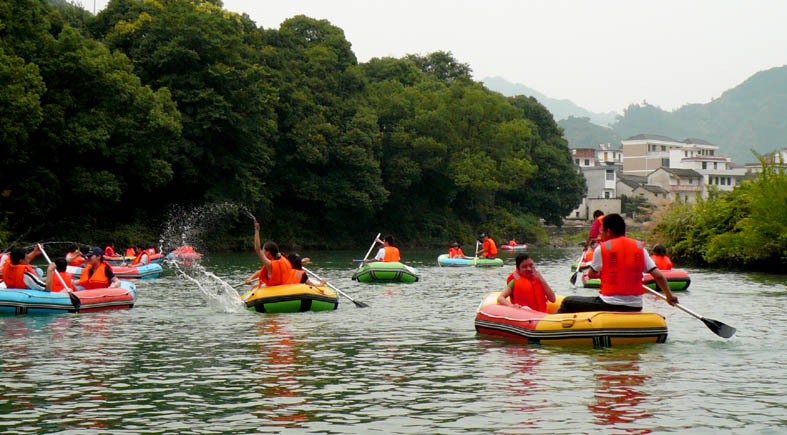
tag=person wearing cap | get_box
[477,233,498,259]
[448,242,472,259]
[78,247,121,289]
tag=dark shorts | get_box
[557,296,641,313]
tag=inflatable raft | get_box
[69,263,163,279]
[437,254,504,267]
[644,269,691,291]
[500,244,528,252]
[582,269,601,288]
[475,292,668,347]
[105,253,164,265]
[0,281,137,314]
[352,262,419,283]
[242,284,338,313]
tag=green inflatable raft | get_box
[352,261,420,283]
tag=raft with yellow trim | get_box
[475,292,667,347]
[242,284,338,313]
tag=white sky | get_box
[90,0,787,114]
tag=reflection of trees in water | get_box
[589,351,653,434]
[253,317,309,427]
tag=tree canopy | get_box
[0,0,585,249]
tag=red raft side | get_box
[75,286,137,313]
[474,293,667,347]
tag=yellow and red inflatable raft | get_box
[475,292,667,347]
[242,284,338,313]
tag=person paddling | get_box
[2,247,45,290]
[46,257,75,292]
[364,235,400,263]
[252,217,293,287]
[477,233,498,259]
[558,214,677,313]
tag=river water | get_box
[1,248,785,433]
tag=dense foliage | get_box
[648,159,787,268]
[0,0,585,250]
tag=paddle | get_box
[303,266,368,308]
[643,285,736,338]
[473,240,479,266]
[569,248,587,287]
[356,233,381,269]
[37,244,81,312]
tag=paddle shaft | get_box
[570,248,587,286]
[643,284,736,338]
[357,233,381,268]
[473,240,479,265]
[642,285,702,320]
[37,244,80,311]
[302,267,368,308]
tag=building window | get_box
[604,191,610,199]
[662,158,670,167]
[606,170,614,181]
[575,158,580,165]
[714,162,718,169]
[702,162,707,169]
[584,159,590,166]
[661,145,666,151]
[720,178,725,185]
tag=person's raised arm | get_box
[253,218,272,268]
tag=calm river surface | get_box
[2,248,786,433]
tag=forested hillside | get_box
[0,0,585,249]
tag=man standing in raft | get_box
[477,233,498,258]
[558,214,678,313]
[253,217,293,286]
[498,254,556,312]
[364,235,400,263]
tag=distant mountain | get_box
[558,116,622,149]
[482,76,619,127]
[611,65,787,164]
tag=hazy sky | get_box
[90,0,787,114]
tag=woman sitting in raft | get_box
[79,247,121,289]
[498,254,556,312]
[287,253,326,287]
[650,244,674,270]
[252,218,294,287]
[364,235,400,263]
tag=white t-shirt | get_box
[590,242,657,307]
[373,247,386,261]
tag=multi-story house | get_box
[621,134,686,176]
[668,138,746,195]
[744,147,787,173]
[647,167,704,203]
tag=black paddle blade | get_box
[702,317,736,338]
[569,271,578,285]
[68,292,81,312]
[353,300,369,308]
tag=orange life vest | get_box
[448,247,464,258]
[79,262,112,289]
[652,255,673,270]
[383,246,400,262]
[67,252,86,267]
[104,246,115,256]
[509,240,516,246]
[583,249,594,262]
[483,239,498,258]
[258,256,293,287]
[599,237,645,297]
[51,271,75,292]
[132,250,149,266]
[2,263,34,289]
[509,272,547,312]
[290,269,306,284]
[125,248,136,257]
[148,248,157,255]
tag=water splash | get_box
[159,202,253,313]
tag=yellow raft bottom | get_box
[242,284,338,313]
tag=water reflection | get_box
[589,350,653,433]
[253,317,308,428]
[502,346,546,431]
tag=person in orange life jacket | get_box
[104,243,116,257]
[509,239,517,246]
[650,244,674,270]
[79,247,121,289]
[252,218,293,286]
[0,246,40,277]
[131,246,150,266]
[46,257,75,292]
[578,240,600,279]
[2,247,46,290]
[124,247,136,258]
[557,214,678,313]
[448,242,472,259]
[498,254,556,311]
[364,235,400,263]
[584,210,605,250]
[66,245,86,267]
[286,253,326,287]
[477,233,498,258]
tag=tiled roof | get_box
[623,134,679,142]
[659,167,703,177]
[682,138,715,146]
